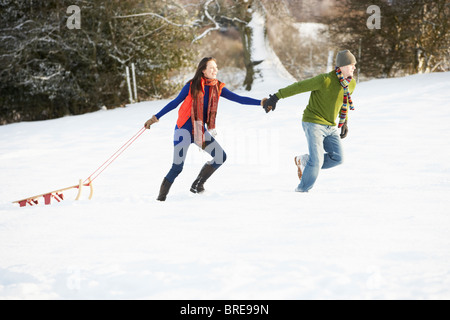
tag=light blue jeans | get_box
[296,122,344,192]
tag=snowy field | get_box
[1,56,450,299]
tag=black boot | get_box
[157,178,172,201]
[190,164,217,194]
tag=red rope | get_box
[84,127,146,185]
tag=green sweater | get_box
[275,71,356,126]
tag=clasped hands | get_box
[261,94,279,113]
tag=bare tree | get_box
[192,0,269,90]
[115,0,270,90]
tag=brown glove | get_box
[144,115,159,129]
[340,120,348,139]
[261,98,267,107]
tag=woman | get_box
[144,57,264,201]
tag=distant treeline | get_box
[0,1,194,124]
[1,0,448,124]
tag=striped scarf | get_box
[335,67,354,128]
[192,77,221,148]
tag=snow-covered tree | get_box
[1,0,305,124]
[0,0,195,124]
[326,0,449,78]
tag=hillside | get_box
[1,68,450,299]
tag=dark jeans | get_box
[165,128,227,183]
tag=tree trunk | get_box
[234,0,255,90]
[238,22,255,90]
[236,0,268,90]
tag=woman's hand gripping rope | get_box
[144,115,159,129]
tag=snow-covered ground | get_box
[1,37,450,299]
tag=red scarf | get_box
[176,77,225,148]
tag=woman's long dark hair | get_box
[189,57,216,99]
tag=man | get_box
[263,50,357,192]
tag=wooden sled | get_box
[12,127,147,208]
[12,179,94,207]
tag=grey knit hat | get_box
[336,50,357,67]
